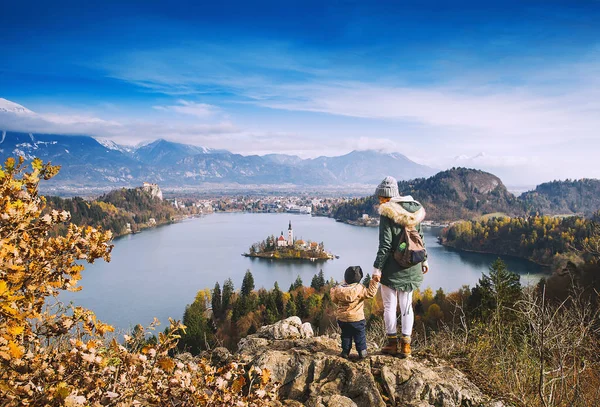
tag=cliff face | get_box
[208,317,505,407]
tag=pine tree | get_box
[414,299,424,315]
[317,270,326,289]
[211,282,222,319]
[241,270,255,297]
[273,282,285,316]
[467,258,521,321]
[285,295,298,317]
[289,275,303,292]
[295,290,308,319]
[310,273,322,291]
[434,288,446,304]
[179,296,213,354]
[311,272,324,290]
[222,278,235,312]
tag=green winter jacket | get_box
[373,199,428,292]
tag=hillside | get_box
[520,178,600,216]
[398,167,520,221]
[45,185,178,236]
[333,168,521,223]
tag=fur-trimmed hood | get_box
[378,199,426,227]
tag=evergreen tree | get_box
[222,278,234,312]
[241,270,255,297]
[468,259,521,321]
[285,295,298,317]
[231,297,244,322]
[311,273,324,291]
[289,275,303,292]
[434,287,446,304]
[295,290,308,319]
[317,270,326,289]
[273,282,285,316]
[211,282,222,319]
[414,299,424,315]
[179,297,213,354]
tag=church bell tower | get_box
[288,220,293,246]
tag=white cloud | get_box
[0,105,239,146]
[153,100,219,118]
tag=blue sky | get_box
[1,0,599,184]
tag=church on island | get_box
[277,221,295,247]
[245,221,334,261]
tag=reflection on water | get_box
[62,213,548,330]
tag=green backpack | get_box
[393,224,427,268]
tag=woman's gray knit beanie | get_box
[375,176,400,198]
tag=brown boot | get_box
[399,335,411,358]
[381,335,398,355]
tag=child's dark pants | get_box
[338,319,367,353]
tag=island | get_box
[243,221,336,261]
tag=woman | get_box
[373,176,429,357]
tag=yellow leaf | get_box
[261,368,271,385]
[232,376,246,393]
[7,325,24,336]
[8,341,23,359]
[0,281,7,296]
[158,357,175,372]
[55,382,70,399]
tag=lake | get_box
[61,212,547,331]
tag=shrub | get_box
[0,157,277,406]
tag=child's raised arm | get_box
[364,277,380,299]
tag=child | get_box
[330,266,380,359]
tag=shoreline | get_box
[242,253,333,262]
[439,240,553,269]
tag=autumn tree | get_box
[0,158,278,405]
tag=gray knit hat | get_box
[375,176,400,198]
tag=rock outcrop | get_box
[233,317,505,407]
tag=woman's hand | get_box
[421,261,429,274]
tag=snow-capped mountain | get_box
[0,99,438,190]
[0,98,34,115]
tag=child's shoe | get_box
[339,350,350,359]
[358,349,368,359]
[399,335,411,358]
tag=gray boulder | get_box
[235,320,506,407]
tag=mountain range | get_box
[0,130,438,191]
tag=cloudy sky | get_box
[1,0,599,185]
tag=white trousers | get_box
[381,284,414,337]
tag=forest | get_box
[177,247,600,406]
[45,187,179,236]
[440,213,599,269]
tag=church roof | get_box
[278,235,286,241]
